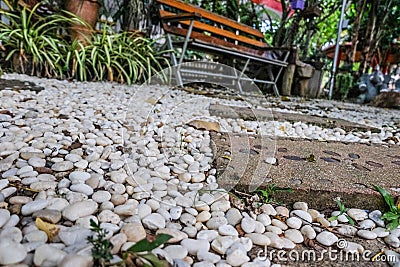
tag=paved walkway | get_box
[212,132,400,210]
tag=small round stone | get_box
[300,225,316,239]
[197,230,219,242]
[347,208,368,221]
[0,238,27,265]
[290,210,312,223]
[358,219,375,229]
[21,199,49,216]
[0,209,11,228]
[384,234,400,248]
[369,210,385,227]
[181,238,210,256]
[271,219,288,230]
[256,214,271,226]
[241,217,256,233]
[293,202,308,211]
[170,206,183,220]
[206,216,228,230]
[357,230,378,240]
[92,191,112,203]
[284,229,304,243]
[142,213,166,230]
[196,211,211,222]
[245,233,270,246]
[165,245,188,259]
[62,200,98,221]
[286,217,302,229]
[226,248,250,266]
[51,161,73,172]
[372,227,390,238]
[28,157,46,168]
[218,225,239,236]
[316,231,338,246]
[275,206,289,217]
[260,204,277,216]
[226,208,242,226]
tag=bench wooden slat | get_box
[157,0,265,40]
[160,9,268,49]
[162,12,202,22]
[162,24,263,56]
[162,24,287,66]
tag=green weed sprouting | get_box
[374,185,400,230]
[87,219,114,267]
[328,197,355,225]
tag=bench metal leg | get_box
[271,51,290,96]
[166,33,183,86]
[267,66,280,97]
[235,59,251,94]
[178,20,194,67]
[232,68,243,93]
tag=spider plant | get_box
[70,24,169,84]
[0,2,83,78]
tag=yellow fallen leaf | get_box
[145,97,159,105]
[221,155,231,160]
[187,120,220,132]
[279,125,286,133]
[36,217,59,242]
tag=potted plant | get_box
[64,0,100,44]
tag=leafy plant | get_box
[328,198,355,225]
[69,24,169,84]
[0,2,81,77]
[87,219,114,267]
[123,234,172,267]
[255,184,293,203]
[374,185,400,230]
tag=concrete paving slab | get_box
[209,103,380,133]
[211,132,400,210]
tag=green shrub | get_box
[0,2,81,78]
[68,25,168,84]
[0,2,169,84]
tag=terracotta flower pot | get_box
[65,0,100,45]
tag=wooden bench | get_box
[156,0,292,96]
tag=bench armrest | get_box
[162,12,202,22]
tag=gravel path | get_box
[0,73,399,267]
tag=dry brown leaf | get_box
[235,224,245,236]
[36,217,59,242]
[187,120,220,132]
[146,97,159,105]
[0,110,13,117]
[303,236,315,248]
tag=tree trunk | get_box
[284,12,302,47]
[273,0,290,46]
[360,0,379,74]
[371,0,394,68]
[348,0,366,66]
[121,0,143,31]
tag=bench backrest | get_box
[156,0,270,51]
